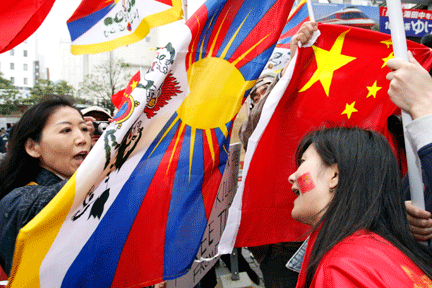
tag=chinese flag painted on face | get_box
[229,23,432,248]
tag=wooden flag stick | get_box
[387,1,425,210]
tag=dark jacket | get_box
[0,169,66,275]
[404,142,432,215]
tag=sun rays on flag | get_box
[145,5,273,182]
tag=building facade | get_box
[0,33,46,99]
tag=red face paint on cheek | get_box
[298,172,315,194]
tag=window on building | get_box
[23,63,28,71]
[24,78,28,85]
[10,77,14,84]
[23,50,28,57]
[10,49,14,56]
[10,63,14,70]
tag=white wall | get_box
[0,34,40,98]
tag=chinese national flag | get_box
[111,71,141,109]
[0,0,56,53]
[223,23,432,248]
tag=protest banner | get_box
[380,7,432,37]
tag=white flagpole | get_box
[306,0,315,22]
[386,2,425,210]
[183,0,188,21]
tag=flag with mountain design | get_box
[7,0,295,287]
[218,23,432,251]
[67,0,183,55]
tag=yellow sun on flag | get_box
[178,58,248,130]
[148,7,262,177]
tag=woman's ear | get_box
[329,164,339,190]
[25,138,41,158]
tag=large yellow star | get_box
[299,30,356,97]
[381,39,393,48]
[366,81,382,98]
[382,52,394,68]
[130,80,138,90]
[342,101,358,119]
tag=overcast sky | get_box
[36,0,204,81]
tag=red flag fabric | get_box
[296,229,432,287]
[219,23,432,249]
[0,0,56,53]
[111,88,126,109]
[0,267,6,288]
[111,70,141,109]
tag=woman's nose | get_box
[288,172,295,184]
[75,130,88,146]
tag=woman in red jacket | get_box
[289,127,432,288]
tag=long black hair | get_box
[0,97,81,201]
[295,127,432,287]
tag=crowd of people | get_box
[1,20,432,287]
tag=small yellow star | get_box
[366,81,382,98]
[130,80,138,90]
[381,39,393,48]
[382,52,394,68]
[342,101,358,119]
[299,30,356,97]
[401,266,432,288]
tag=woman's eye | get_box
[61,128,71,133]
[82,127,89,132]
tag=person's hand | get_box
[289,21,318,58]
[83,116,96,137]
[154,281,167,288]
[405,201,432,241]
[282,21,318,76]
[386,51,432,120]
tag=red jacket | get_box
[296,229,431,288]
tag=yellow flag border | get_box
[71,0,184,55]
[7,175,77,287]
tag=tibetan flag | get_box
[263,0,310,73]
[8,0,294,287]
[67,0,183,55]
[277,0,310,50]
[0,0,56,53]
[219,23,432,251]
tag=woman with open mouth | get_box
[289,127,432,288]
[0,97,93,276]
